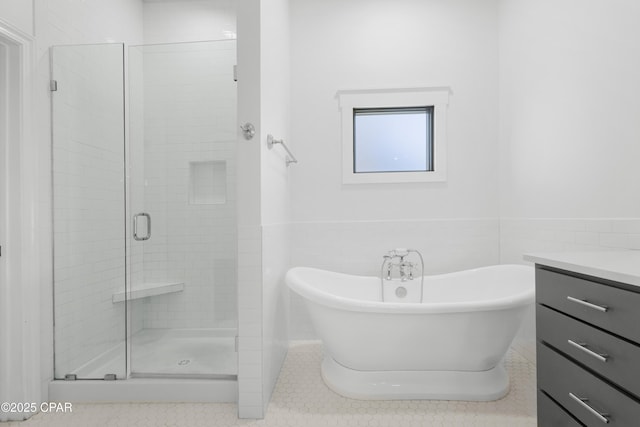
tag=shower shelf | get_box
[112,282,185,303]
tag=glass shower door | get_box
[51,43,127,380]
[128,40,238,378]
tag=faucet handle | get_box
[394,248,409,257]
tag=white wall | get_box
[499,0,640,220]
[0,0,34,35]
[236,0,291,418]
[290,0,500,223]
[498,0,640,363]
[34,0,142,46]
[259,0,290,415]
[236,0,264,418]
[288,0,501,337]
[143,0,235,44]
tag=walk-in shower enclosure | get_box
[51,40,238,382]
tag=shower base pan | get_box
[50,328,237,402]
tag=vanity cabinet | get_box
[536,266,640,426]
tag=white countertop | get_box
[524,250,640,287]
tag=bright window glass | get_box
[353,107,433,173]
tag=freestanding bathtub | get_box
[286,265,534,401]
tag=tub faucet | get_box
[380,248,426,303]
[383,250,415,282]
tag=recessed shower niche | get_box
[189,160,228,205]
[51,39,237,383]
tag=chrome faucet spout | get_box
[399,258,407,282]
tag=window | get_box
[338,87,450,184]
[353,106,433,173]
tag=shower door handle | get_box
[133,213,151,241]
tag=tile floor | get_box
[7,341,536,427]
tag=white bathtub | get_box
[286,265,534,401]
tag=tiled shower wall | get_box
[133,41,238,330]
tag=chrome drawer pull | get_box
[567,340,609,362]
[569,392,610,424]
[567,296,609,312]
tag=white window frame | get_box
[338,87,450,184]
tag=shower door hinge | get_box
[104,374,117,381]
[50,80,58,92]
[64,374,77,381]
[233,65,237,82]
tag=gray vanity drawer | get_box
[537,304,640,399]
[536,267,640,344]
[537,391,584,427]
[538,343,640,426]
